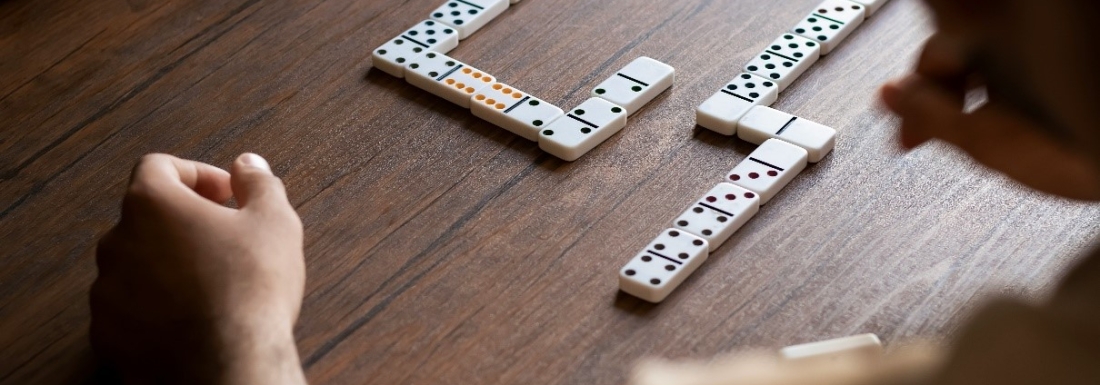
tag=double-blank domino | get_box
[737,106,837,163]
[538,97,627,161]
[792,0,867,55]
[429,0,509,40]
[780,334,884,363]
[471,82,564,141]
[591,57,675,116]
[373,20,459,78]
[673,183,760,251]
[405,52,496,108]
[696,73,778,136]
[619,229,709,303]
[745,34,821,92]
[726,139,808,205]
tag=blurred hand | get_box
[91,153,307,385]
[880,6,1100,201]
[880,2,1100,382]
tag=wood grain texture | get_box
[2,0,1099,383]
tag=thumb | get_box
[230,153,292,212]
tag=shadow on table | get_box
[612,291,663,316]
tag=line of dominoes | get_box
[697,0,886,137]
[371,0,675,161]
[619,0,887,303]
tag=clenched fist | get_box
[91,153,307,385]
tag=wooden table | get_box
[3,0,1099,383]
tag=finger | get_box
[915,33,969,84]
[957,104,1100,200]
[229,153,293,213]
[175,158,233,204]
[880,80,932,149]
[881,75,966,149]
[884,78,1100,199]
[914,33,976,105]
[129,154,233,204]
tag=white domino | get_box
[745,34,821,92]
[673,183,760,251]
[372,20,460,78]
[429,0,509,40]
[405,52,496,108]
[849,0,887,15]
[780,334,884,362]
[737,106,836,163]
[696,73,779,136]
[591,57,675,116]
[471,82,564,141]
[792,0,867,55]
[619,229,710,303]
[538,97,627,161]
[725,139,808,205]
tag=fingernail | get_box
[240,153,271,172]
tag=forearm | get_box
[218,319,308,385]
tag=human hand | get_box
[91,153,307,385]
[880,1,1100,201]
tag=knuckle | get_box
[269,176,289,192]
[138,152,171,164]
[127,154,170,194]
[239,168,282,188]
[133,153,170,173]
[258,175,291,201]
[124,178,159,203]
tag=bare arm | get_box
[91,153,307,385]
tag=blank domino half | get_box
[591,57,675,116]
[429,0,509,40]
[737,105,836,163]
[405,52,496,108]
[619,229,709,303]
[673,183,760,251]
[696,73,778,136]
[538,97,627,161]
[372,20,459,78]
[471,82,564,141]
[779,334,884,362]
[726,139,808,205]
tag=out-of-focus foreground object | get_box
[631,340,944,385]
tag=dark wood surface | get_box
[3,0,1099,383]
